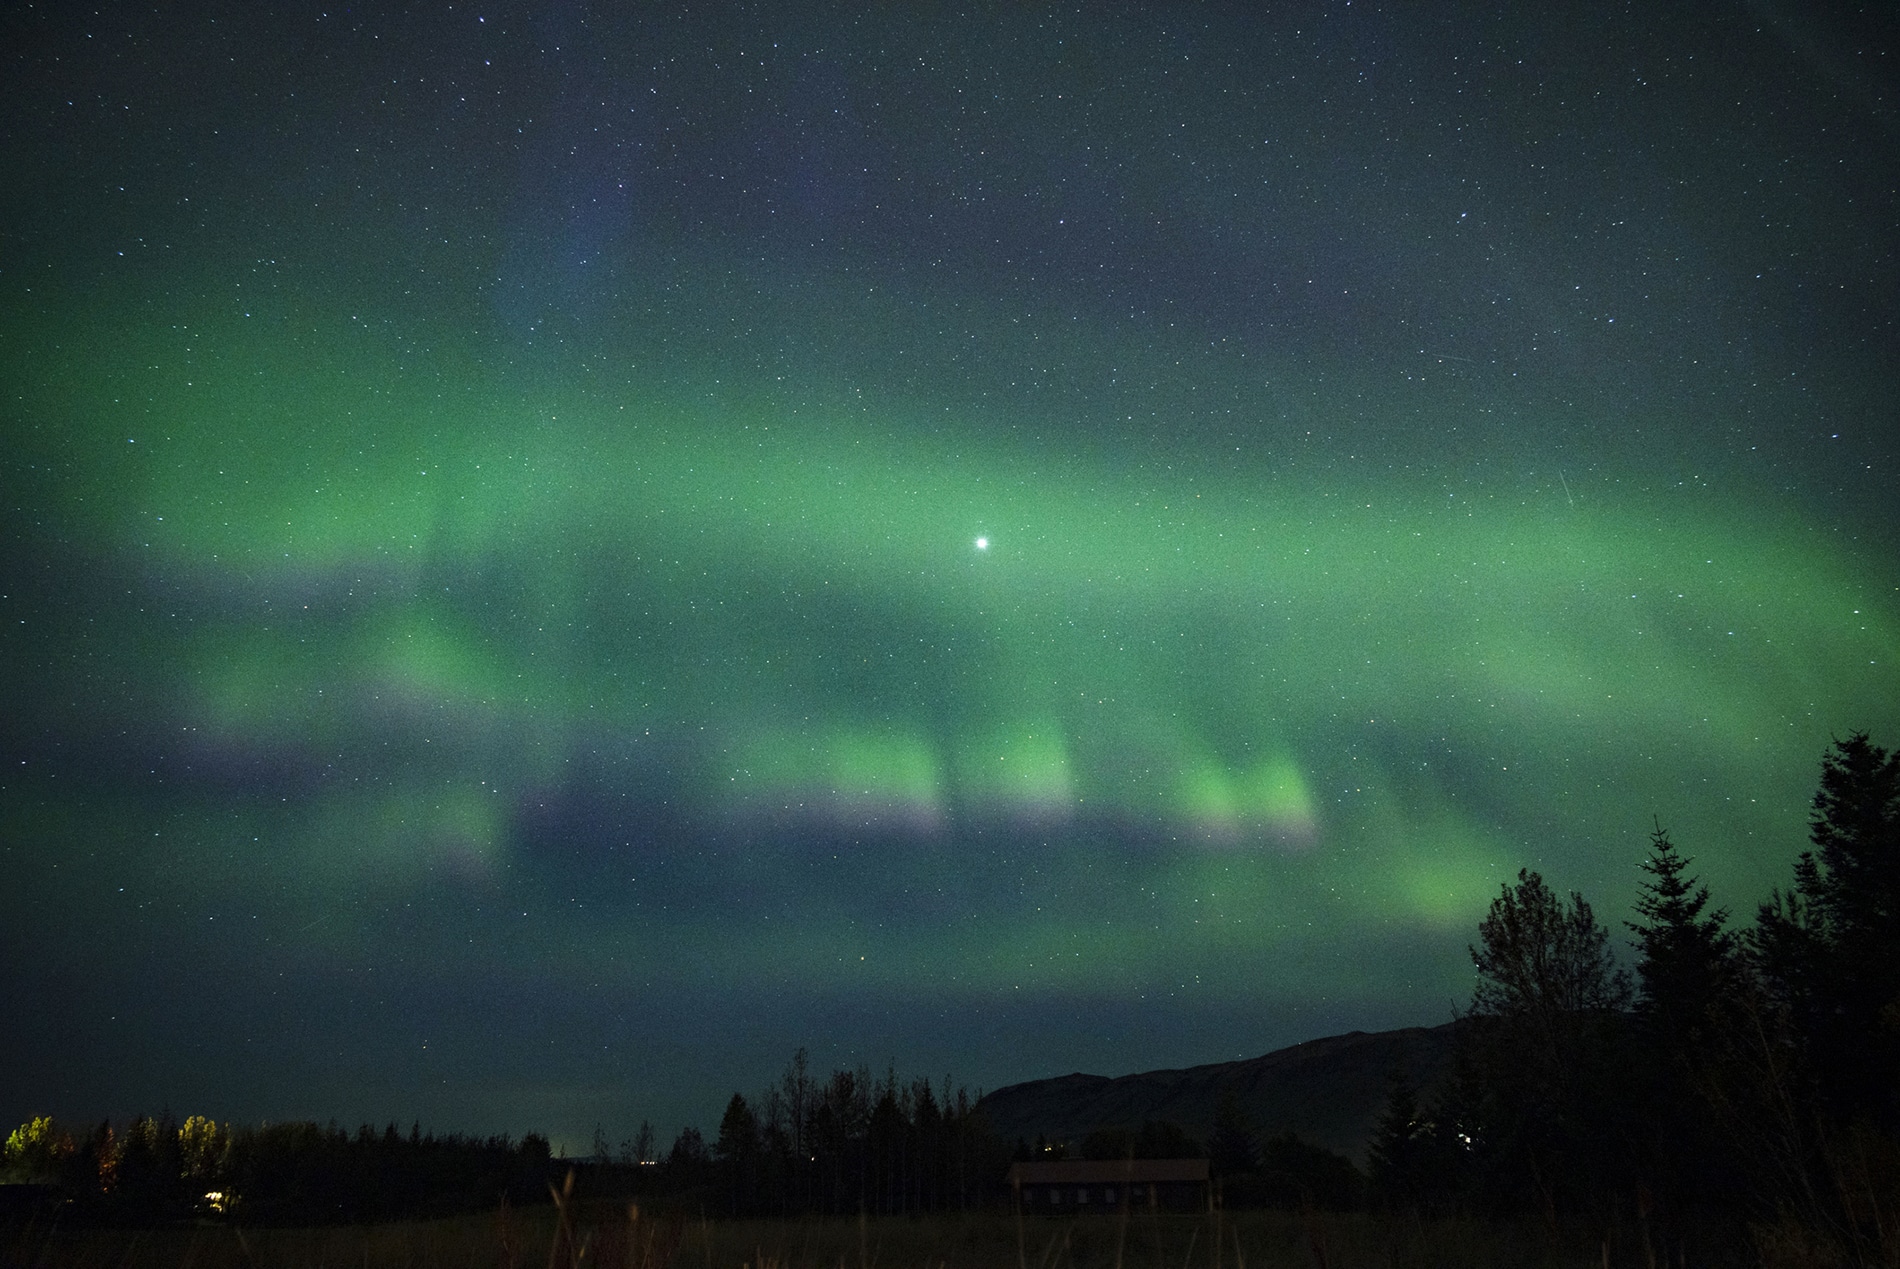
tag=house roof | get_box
[1007,1159,1209,1185]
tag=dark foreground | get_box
[3,1205,1788,1269]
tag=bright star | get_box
[975,536,989,551]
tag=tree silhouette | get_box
[714,1094,759,1216]
[1366,1073,1427,1209]
[1754,732,1900,1132]
[1465,868,1632,1215]
[1623,824,1744,1216]
[1628,823,1736,1049]
[1471,868,1631,1023]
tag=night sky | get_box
[3,1,1896,1154]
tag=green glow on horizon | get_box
[6,287,1898,1002]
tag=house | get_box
[1006,1159,1210,1213]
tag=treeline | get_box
[6,734,1891,1254]
[0,1050,1020,1226]
[1367,733,1899,1264]
[1,1115,556,1225]
[674,1049,1014,1217]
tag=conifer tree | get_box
[1754,732,1900,1130]
[715,1094,759,1215]
[1627,823,1735,1048]
[1366,1074,1426,1208]
[1623,824,1743,1214]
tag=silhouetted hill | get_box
[976,1023,1459,1166]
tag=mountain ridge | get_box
[974,1022,1460,1166]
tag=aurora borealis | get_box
[3,2,1897,1150]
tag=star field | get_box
[2,0,1896,1150]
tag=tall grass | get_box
[2,1203,1762,1269]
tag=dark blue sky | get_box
[3,0,1896,1153]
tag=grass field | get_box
[2,1203,1761,1269]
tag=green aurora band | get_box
[4,281,1897,1015]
